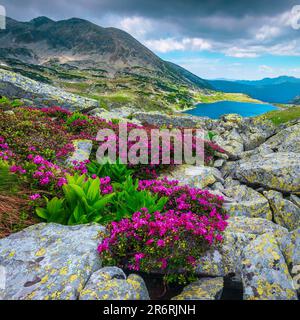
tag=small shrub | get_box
[66,112,92,126]
[98,207,227,284]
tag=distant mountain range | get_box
[0,16,210,90]
[208,76,300,104]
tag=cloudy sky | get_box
[2,0,300,79]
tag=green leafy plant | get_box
[36,197,66,224]
[66,112,92,126]
[87,158,134,183]
[111,176,168,220]
[0,96,22,110]
[0,160,19,193]
[205,131,217,141]
[36,174,115,225]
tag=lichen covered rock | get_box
[165,164,223,189]
[263,122,300,153]
[264,190,300,231]
[279,228,300,294]
[234,152,300,193]
[172,277,223,300]
[226,216,288,239]
[79,267,149,300]
[196,217,289,278]
[223,184,272,220]
[241,233,297,300]
[0,223,104,300]
[213,128,244,160]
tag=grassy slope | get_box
[258,104,300,125]
[194,90,262,104]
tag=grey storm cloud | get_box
[2,0,300,56]
[2,0,298,19]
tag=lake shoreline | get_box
[184,100,278,119]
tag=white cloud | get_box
[259,65,274,73]
[223,47,259,58]
[118,16,153,38]
[144,37,211,53]
[182,38,212,50]
[255,25,281,41]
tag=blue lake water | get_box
[184,100,277,119]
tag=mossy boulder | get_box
[0,223,105,300]
[241,233,297,300]
[79,267,149,300]
[264,190,300,231]
[234,152,300,193]
[223,184,272,220]
[172,277,223,300]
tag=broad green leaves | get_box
[35,172,167,225]
[87,158,134,183]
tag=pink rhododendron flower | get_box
[57,177,67,187]
[157,239,165,247]
[30,194,41,201]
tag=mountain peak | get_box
[0,16,211,90]
[29,16,54,26]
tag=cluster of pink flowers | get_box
[0,136,14,161]
[98,206,227,276]
[10,164,27,175]
[40,106,71,119]
[29,155,63,186]
[56,143,75,158]
[72,160,89,175]
[99,176,113,194]
[138,177,225,217]
[91,174,113,194]
[29,193,41,201]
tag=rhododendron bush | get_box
[98,203,228,283]
[98,178,227,284]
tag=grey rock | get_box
[214,159,225,168]
[0,223,105,300]
[0,69,98,110]
[223,184,272,220]
[79,267,150,300]
[241,233,298,300]
[134,112,205,128]
[214,130,244,160]
[234,152,300,193]
[164,164,223,189]
[279,228,300,294]
[264,190,300,231]
[196,216,288,278]
[290,194,300,208]
[210,181,225,192]
[263,122,300,153]
[172,277,224,300]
